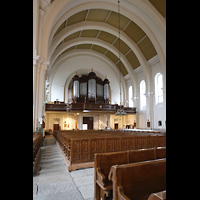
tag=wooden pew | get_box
[94,147,166,200]
[53,130,166,171]
[33,134,43,173]
[94,151,129,200]
[109,158,166,200]
[155,147,166,159]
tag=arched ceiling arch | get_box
[41,0,166,97]
[49,50,128,104]
[48,7,158,75]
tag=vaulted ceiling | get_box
[48,0,166,77]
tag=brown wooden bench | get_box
[109,158,166,200]
[94,151,129,200]
[94,147,166,200]
[33,134,43,173]
[53,130,166,171]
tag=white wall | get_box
[130,58,166,129]
[151,62,166,129]
[50,54,125,105]
[45,112,77,131]
[137,71,147,128]
[48,55,166,130]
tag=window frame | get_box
[128,86,133,107]
[140,80,146,110]
[155,73,163,105]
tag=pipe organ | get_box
[72,69,110,104]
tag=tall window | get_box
[140,80,146,110]
[155,73,163,104]
[129,86,133,107]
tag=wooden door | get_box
[115,123,118,129]
[83,117,93,130]
[54,124,59,131]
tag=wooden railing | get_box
[45,103,67,111]
[45,103,136,113]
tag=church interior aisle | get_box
[33,135,94,200]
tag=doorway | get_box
[54,124,60,131]
[115,123,118,129]
[83,117,93,130]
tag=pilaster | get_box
[33,55,40,132]
[33,59,49,133]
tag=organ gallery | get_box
[72,69,110,104]
[45,69,136,131]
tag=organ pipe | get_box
[72,73,79,99]
[72,70,110,103]
[104,77,110,101]
[88,69,96,100]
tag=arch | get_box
[49,50,127,104]
[41,0,165,73]
[49,37,137,95]
[48,21,151,89]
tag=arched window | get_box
[129,86,133,107]
[155,73,163,105]
[140,80,146,110]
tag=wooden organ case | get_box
[72,69,110,104]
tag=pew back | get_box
[94,147,166,200]
[95,151,129,182]
[155,147,166,159]
[129,148,155,163]
[111,158,166,200]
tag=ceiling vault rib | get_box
[122,19,131,31]
[115,59,120,65]
[85,9,90,21]
[79,30,82,37]
[124,49,132,57]
[112,37,118,45]
[104,49,109,55]
[90,44,94,49]
[136,34,147,45]
[105,10,112,23]
[96,30,101,38]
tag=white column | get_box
[34,59,49,134]
[37,61,49,123]
[107,114,110,129]
[34,59,42,130]
[79,113,83,130]
[33,55,39,132]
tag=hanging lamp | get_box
[115,0,126,116]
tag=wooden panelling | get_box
[54,130,166,171]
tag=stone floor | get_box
[33,136,94,200]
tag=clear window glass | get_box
[129,86,133,107]
[140,80,146,110]
[155,73,163,104]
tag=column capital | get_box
[33,55,40,66]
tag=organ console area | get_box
[72,69,110,104]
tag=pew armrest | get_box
[117,185,130,200]
[96,167,106,186]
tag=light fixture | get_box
[115,0,126,116]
